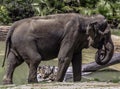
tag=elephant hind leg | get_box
[3,51,24,85]
[27,54,41,83]
[28,59,41,83]
[23,45,42,83]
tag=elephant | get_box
[2,13,114,84]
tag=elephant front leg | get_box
[56,21,80,81]
[3,52,23,84]
[72,52,82,82]
[56,57,71,82]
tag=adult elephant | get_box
[2,13,114,84]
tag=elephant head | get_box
[89,17,114,65]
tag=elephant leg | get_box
[72,52,82,82]
[56,57,71,82]
[25,60,30,68]
[28,59,41,83]
[3,51,24,84]
[24,46,41,83]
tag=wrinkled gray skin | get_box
[2,13,114,84]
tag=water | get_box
[83,70,120,82]
[65,69,120,82]
[2,63,120,84]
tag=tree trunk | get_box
[82,53,120,72]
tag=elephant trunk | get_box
[95,36,114,65]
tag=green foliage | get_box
[33,0,65,16]
[0,0,120,25]
[33,0,99,16]
[80,0,100,8]
[3,0,35,22]
[96,0,120,28]
[0,5,11,25]
[111,30,120,36]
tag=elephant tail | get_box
[2,25,16,67]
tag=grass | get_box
[111,29,120,36]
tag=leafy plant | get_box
[3,0,35,22]
[0,0,120,25]
[33,0,65,16]
[0,5,11,25]
[80,0,100,8]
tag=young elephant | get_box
[2,13,114,84]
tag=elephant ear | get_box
[90,19,109,36]
[91,20,100,29]
[88,21,98,35]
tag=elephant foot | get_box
[2,79,13,85]
[28,78,38,83]
[73,76,81,82]
[55,77,63,82]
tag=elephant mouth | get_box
[92,37,105,49]
[91,42,103,49]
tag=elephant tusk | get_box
[87,36,93,47]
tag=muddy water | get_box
[83,70,120,82]
[65,69,120,82]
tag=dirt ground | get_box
[0,82,120,89]
[112,35,120,53]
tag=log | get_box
[82,53,120,72]
[37,53,120,81]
